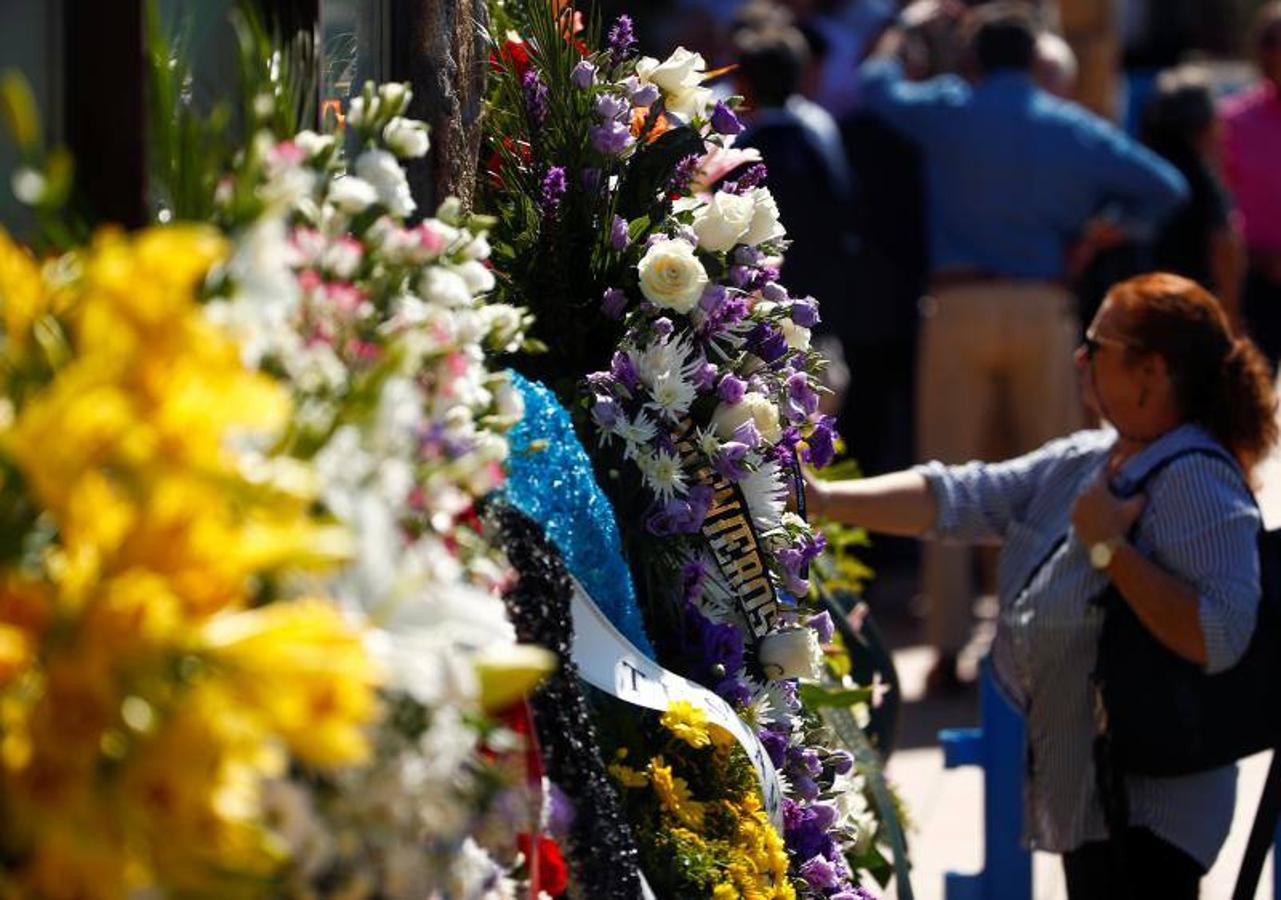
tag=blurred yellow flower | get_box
[649,756,705,829]
[660,699,713,749]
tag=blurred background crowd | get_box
[598,0,1281,694]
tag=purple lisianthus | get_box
[712,441,751,482]
[809,801,839,831]
[594,93,629,121]
[717,374,747,405]
[785,800,836,860]
[601,287,629,319]
[759,727,790,769]
[681,602,746,688]
[571,60,597,89]
[680,557,707,605]
[710,101,744,135]
[591,120,634,156]
[800,855,842,891]
[829,749,855,776]
[791,296,821,328]
[522,69,549,128]
[539,165,567,218]
[749,322,789,364]
[732,419,763,450]
[786,372,820,421]
[807,610,836,644]
[804,415,838,468]
[630,80,660,108]
[591,394,622,430]
[609,215,630,250]
[610,350,640,391]
[647,497,704,536]
[608,14,637,64]
[653,317,674,339]
[694,361,718,390]
[761,281,788,303]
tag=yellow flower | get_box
[202,600,379,767]
[713,883,741,900]
[608,761,650,789]
[648,756,705,829]
[660,699,713,749]
[0,228,49,350]
[0,623,30,686]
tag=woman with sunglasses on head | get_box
[807,273,1278,897]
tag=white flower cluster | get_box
[211,81,544,897]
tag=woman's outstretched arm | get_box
[805,470,939,537]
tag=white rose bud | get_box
[742,187,787,246]
[383,116,431,159]
[758,626,824,680]
[377,82,412,115]
[711,391,783,444]
[294,129,336,160]
[421,268,473,308]
[354,148,415,218]
[642,47,706,95]
[328,176,378,214]
[692,191,755,253]
[636,238,709,314]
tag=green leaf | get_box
[798,682,873,710]
[0,71,40,152]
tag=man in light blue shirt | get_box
[854,2,1190,691]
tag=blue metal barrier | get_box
[937,659,1031,900]
[939,659,1281,899]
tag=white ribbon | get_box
[569,576,784,828]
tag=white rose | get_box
[451,260,495,295]
[377,82,412,115]
[692,191,755,252]
[742,187,787,246]
[711,391,782,444]
[328,176,378,214]
[665,85,715,121]
[354,148,415,218]
[779,318,811,351]
[639,47,705,95]
[758,626,823,680]
[421,267,473,308]
[636,238,708,314]
[382,116,430,159]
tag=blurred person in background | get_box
[1035,29,1079,98]
[1221,1,1281,372]
[1142,67,1246,328]
[858,2,1189,690]
[785,0,899,116]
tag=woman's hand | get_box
[1071,472,1147,548]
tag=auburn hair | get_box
[1107,273,1278,477]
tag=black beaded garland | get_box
[486,502,644,899]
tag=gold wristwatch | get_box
[1089,536,1126,571]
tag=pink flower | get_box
[270,140,306,167]
[689,145,763,195]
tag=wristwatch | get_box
[1089,536,1126,571]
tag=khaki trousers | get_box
[917,282,1085,655]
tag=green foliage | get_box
[0,72,84,251]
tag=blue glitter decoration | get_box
[501,371,656,659]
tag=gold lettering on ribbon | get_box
[674,421,779,638]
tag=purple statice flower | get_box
[717,374,747,405]
[728,265,754,289]
[750,265,782,292]
[693,361,718,390]
[590,120,634,156]
[761,281,788,303]
[710,100,744,136]
[800,855,842,891]
[737,163,768,191]
[609,215,630,251]
[791,296,821,328]
[668,153,701,195]
[601,287,629,320]
[571,60,597,89]
[807,610,836,644]
[749,322,789,364]
[581,167,602,194]
[539,165,567,218]
[785,372,820,421]
[804,414,838,468]
[712,441,751,483]
[759,726,790,769]
[699,284,727,314]
[591,394,622,430]
[653,317,674,339]
[522,69,549,128]
[608,14,637,65]
[594,93,629,121]
[610,350,640,391]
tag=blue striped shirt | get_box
[916,424,1261,868]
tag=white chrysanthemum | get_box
[646,370,698,422]
[739,458,789,531]
[643,449,687,501]
[616,411,658,459]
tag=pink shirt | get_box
[1221,82,1281,253]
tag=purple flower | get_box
[759,727,789,769]
[728,265,753,288]
[653,317,674,339]
[749,322,789,364]
[591,395,622,430]
[647,496,708,536]
[786,371,820,421]
[717,677,753,708]
[581,168,602,194]
[571,60,597,89]
[594,93,629,121]
[830,749,854,776]
[539,165,567,218]
[522,69,549,128]
[791,297,821,328]
[710,101,744,135]
[668,153,701,195]
[680,601,746,687]
[732,419,763,449]
[809,801,839,830]
[717,374,747,405]
[737,163,768,191]
[785,801,836,860]
[807,611,835,644]
[680,558,707,604]
[610,350,639,391]
[629,80,660,108]
[804,415,838,469]
[800,855,841,891]
[734,245,764,267]
[546,781,577,837]
[608,14,637,64]
[712,441,751,482]
[761,281,788,303]
[610,215,630,250]
[693,362,718,390]
[590,120,634,156]
[601,287,629,320]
